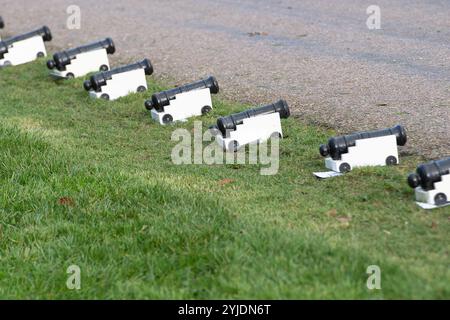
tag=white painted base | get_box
[416,201,450,210]
[89,68,147,101]
[50,49,110,79]
[313,171,343,179]
[414,173,450,206]
[151,88,212,125]
[215,112,283,152]
[325,135,399,173]
[0,36,47,66]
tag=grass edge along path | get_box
[0,60,448,299]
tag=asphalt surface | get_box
[2,0,449,158]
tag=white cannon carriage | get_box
[408,157,450,207]
[84,59,153,101]
[47,38,115,79]
[211,100,290,152]
[145,76,219,125]
[0,26,52,67]
[319,125,407,173]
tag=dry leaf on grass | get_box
[58,197,75,207]
[326,209,338,217]
[218,178,234,186]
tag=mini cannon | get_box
[47,38,115,79]
[145,76,219,124]
[83,59,153,101]
[319,125,407,173]
[0,26,52,67]
[408,157,450,206]
[211,100,290,152]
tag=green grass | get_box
[0,59,448,299]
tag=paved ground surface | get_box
[2,0,449,158]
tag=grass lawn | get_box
[0,59,448,299]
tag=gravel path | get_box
[2,0,449,158]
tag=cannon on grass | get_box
[319,125,407,173]
[408,157,450,206]
[83,59,153,100]
[47,38,115,79]
[0,26,52,67]
[145,76,219,124]
[210,99,290,152]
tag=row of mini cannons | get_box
[319,126,449,206]
[0,24,151,100]
[0,23,448,207]
[0,24,274,128]
[0,25,208,117]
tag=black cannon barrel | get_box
[47,38,115,71]
[0,26,52,58]
[84,59,153,92]
[145,76,219,111]
[215,100,290,135]
[319,125,407,160]
[408,157,450,191]
[0,16,4,29]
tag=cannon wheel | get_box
[36,52,45,58]
[101,93,110,100]
[201,106,212,115]
[162,114,173,124]
[434,193,447,206]
[99,65,109,72]
[339,162,351,173]
[66,73,75,79]
[228,140,239,152]
[137,86,147,93]
[386,155,398,166]
[270,132,282,139]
